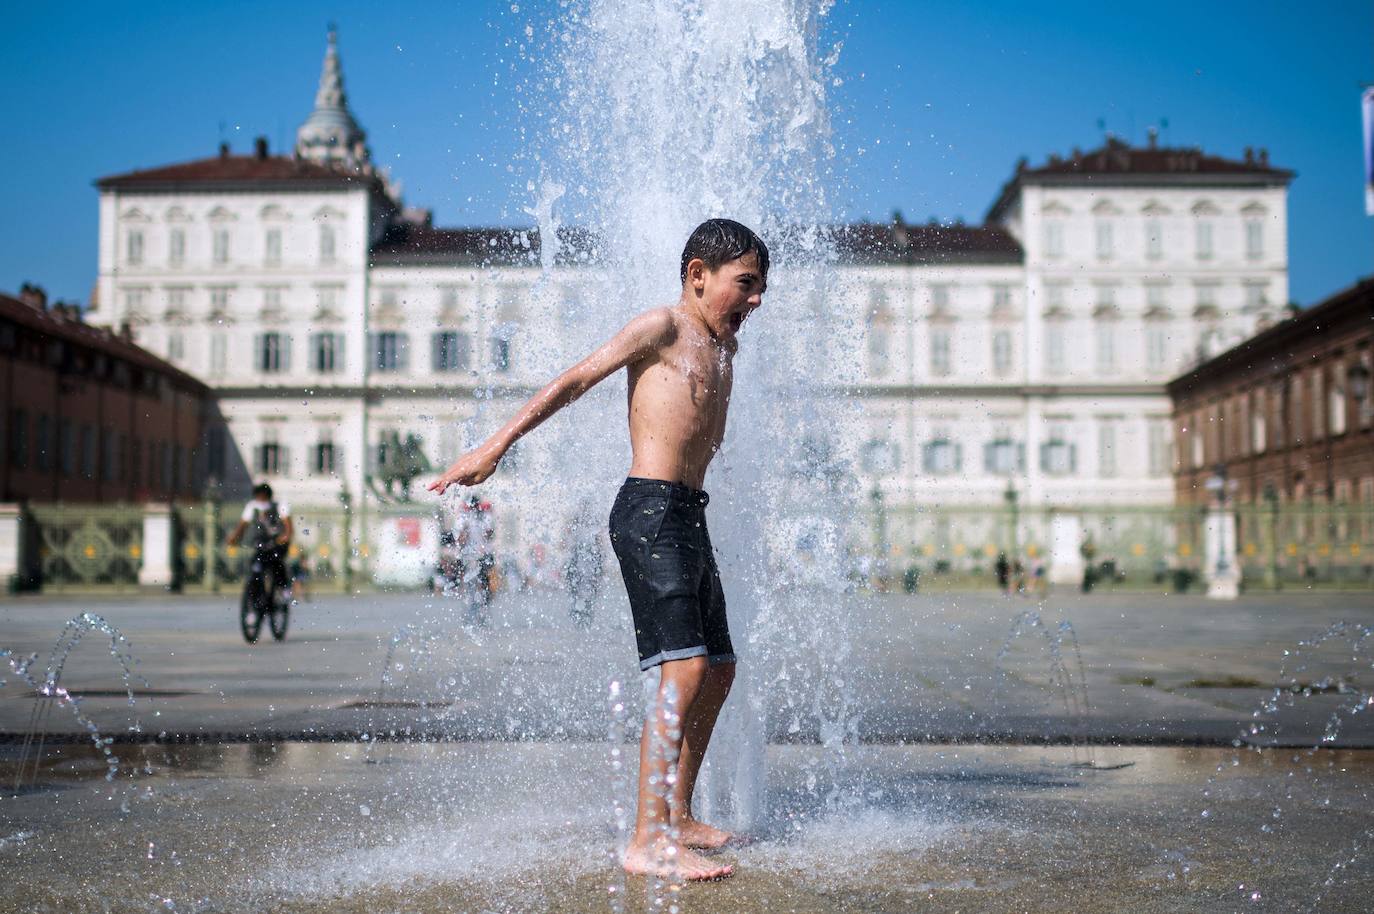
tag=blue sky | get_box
[1,0,1369,305]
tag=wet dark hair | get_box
[679,218,770,283]
[252,482,273,499]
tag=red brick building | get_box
[1168,277,1374,508]
[0,284,221,504]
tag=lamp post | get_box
[1262,482,1280,591]
[1004,478,1020,559]
[870,482,887,575]
[339,486,354,593]
[201,474,221,593]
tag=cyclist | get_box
[226,482,293,604]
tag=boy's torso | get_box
[626,308,735,490]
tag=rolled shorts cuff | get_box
[707,653,737,666]
[639,645,709,671]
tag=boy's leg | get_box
[672,661,735,847]
[623,657,733,881]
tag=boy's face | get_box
[687,252,766,340]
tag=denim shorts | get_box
[608,477,735,671]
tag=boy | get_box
[429,218,768,881]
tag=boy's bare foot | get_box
[623,837,734,881]
[674,817,740,850]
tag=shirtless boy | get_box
[428,218,768,881]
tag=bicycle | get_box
[240,543,290,643]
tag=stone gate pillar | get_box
[0,503,21,591]
[139,502,176,589]
[1048,513,1084,586]
[1204,507,1241,599]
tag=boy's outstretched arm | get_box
[428,308,674,495]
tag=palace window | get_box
[991,329,1013,376]
[58,419,73,476]
[1146,325,1169,374]
[991,284,1013,311]
[212,228,230,265]
[256,442,286,475]
[1097,420,1118,478]
[490,336,512,373]
[929,284,951,312]
[168,228,185,266]
[207,286,231,319]
[1044,321,1067,377]
[210,333,227,377]
[1245,219,1264,260]
[1040,426,1075,476]
[860,439,900,476]
[1250,391,1267,454]
[165,287,188,318]
[1195,220,1213,260]
[1329,366,1348,437]
[1094,321,1117,374]
[9,408,27,469]
[101,427,117,482]
[265,229,282,266]
[313,441,338,476]
[1148,421,1171,476]
[1094,220,1114,260]
[319,225,336,264]
[433,331,472,372]
[257,332,290,373]
[124,288,147,318]
[34,414,50,471]
[1145,218,1163,260]
[372,332,408,372]
[313,333,344,373]
[1043,220,1064,259]
[261,286,286,314]
[921,437,961,476]
[126,230,144,266]
[79,424,96,480]
[983,438,1023,475]
[929,328,952,377]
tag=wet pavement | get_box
[2,590,1372,745]
[1,740,1371,913]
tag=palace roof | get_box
[832,221,1023,266]
[370,220,1023,268]
[986,137,1295,221]
[96,148,385,194]
[0,291,209,394]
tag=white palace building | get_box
[93,31,1294,569]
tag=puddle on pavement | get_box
[0,741,1371,913]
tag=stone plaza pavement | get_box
[1,587,1372,746]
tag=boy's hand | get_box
[428,448,501,495]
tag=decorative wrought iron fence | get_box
[15,498,1374,593]
[25,504,144,591]
[871,503,1374,591]
[176,501,357,594]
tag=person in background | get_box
[225,482,293,603]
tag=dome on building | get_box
[295,26,372,171]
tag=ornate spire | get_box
[295,26,372,171]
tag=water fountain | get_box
[3,612,148,790]
[1210,621,1374,908]
[515,0,863,840]
[988,609,1097,767]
